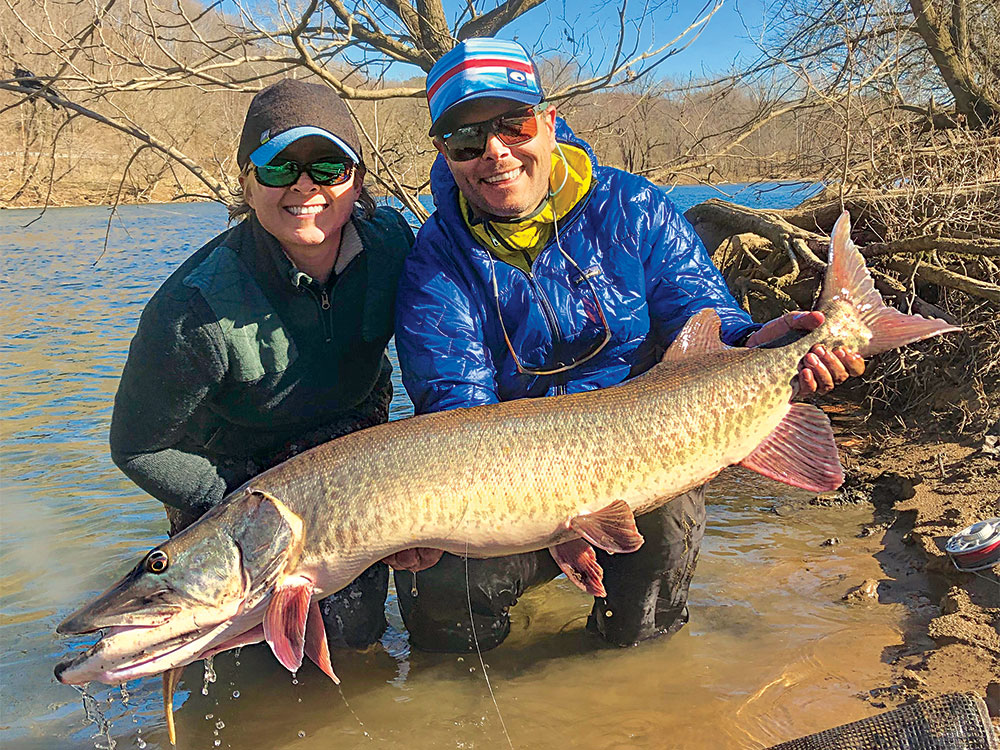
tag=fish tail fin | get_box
[817,212,960,357]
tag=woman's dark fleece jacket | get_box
[110,208,413,516]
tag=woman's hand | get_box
[382,548,444,573]
[745,311,865,396]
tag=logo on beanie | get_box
[507,69,528,86]
[260,129,271,145]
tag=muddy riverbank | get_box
[815,403,999,730]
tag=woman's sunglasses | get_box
[437,105,546,162]
[254,159,354,188]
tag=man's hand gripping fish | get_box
[55,213,960,743]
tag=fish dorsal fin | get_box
[263,574,313,673]
[738,403,844,491]
[567,499,644,554]
[549,539,606,597]
[661,309,728,363]
[304,599,339,683]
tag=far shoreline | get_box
[0,178,822,213]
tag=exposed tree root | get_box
[685,198,999,435]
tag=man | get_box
[391,38,863,651]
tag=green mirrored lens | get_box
[256,161,299,186]
[308,162,349,183]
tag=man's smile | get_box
[483,168,523,185]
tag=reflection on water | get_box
[0,189,899,750]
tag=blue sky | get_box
[232,0,770,83]
[501,0,771,80]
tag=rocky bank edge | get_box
[822,405,999,729]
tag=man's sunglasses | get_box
[254,159,354,188]
[437,105,546,162]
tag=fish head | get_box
[55,487,304,685]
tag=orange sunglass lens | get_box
[496,116,538,144]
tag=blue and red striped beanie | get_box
[426,38,544,136]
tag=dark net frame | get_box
[767,693,998,750]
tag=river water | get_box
[1,184,907,749]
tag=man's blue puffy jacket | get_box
[395,120,759,414]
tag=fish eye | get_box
[144,549,169,574]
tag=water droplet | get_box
[214,741,221,747]
[202,656,217,696]
[205,714,214,721]
[604,609,613,618]
[137,741,146,749]
[298,730,306,738]
[71,685,117,749]
[216,720,225,730]
[232,690,240,699]
[456,656,464,662]
[292,678,299,685]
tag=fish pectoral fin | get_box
[263,574,313,674]
[738,403,844,492]
[549,539,606,597]
[568,500,644,554]
[162,665,184,746]
[304,598,340,684]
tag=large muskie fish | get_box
[55,213,959,740]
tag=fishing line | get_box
[455,147,574,750]
[465,541,515,750]
[336,685,375,742]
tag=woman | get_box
[109,78,414,647]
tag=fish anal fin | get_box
[305,599,340,684]
[162,665,184,746]
[550,539,606,597]
[661,309,728,363]
[263,574,313,674]
[739,403,844,492]
[568,499,644,554]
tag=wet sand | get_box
[832,416,999,720]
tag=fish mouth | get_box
[54,621,234,685]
